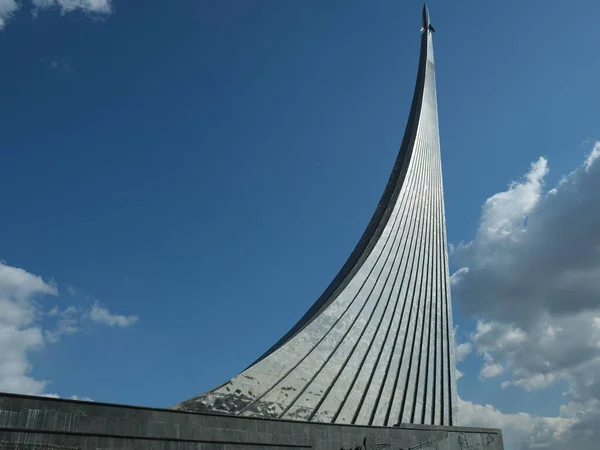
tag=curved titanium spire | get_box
[173,6,458,427]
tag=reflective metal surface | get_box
[173,8,458,427]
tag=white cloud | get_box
[0,261,58,325]
[453,144,600,323]
[0,261,57,394]
[89,302,138,327]
[452,142,600,448]
[0,0,19,29]
[0,259,138,396]
[0,326,47,394]
[42,393,93,401]
[32,0,111,15]
[459,397,575,450]
[455,342,472,362]
[584,141,600,171]
[69,394,93,401]
[450,267,468,286]
[1,0,111,29]
[480,362,504,380]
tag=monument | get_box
[0,5,503,449]
[173,2,455,428]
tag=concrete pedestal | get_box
[0,393,503,450]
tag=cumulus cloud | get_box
[459,397,574,450]
[0,259,138,397]
[0,261,57,394]
[453,142,600,449]
[453,145,600,324]
[89,302,138,327]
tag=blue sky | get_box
[1,1,600,448]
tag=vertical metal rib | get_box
[380,125,430,427]
[361,126,430,426]
[395,119,434,426]
[173,12,457,428]
[429,139,441,425]
[411,120,435,424]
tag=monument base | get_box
[0,393,503,450]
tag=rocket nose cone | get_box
[423,2,430,26]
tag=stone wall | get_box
[0,393,503,450]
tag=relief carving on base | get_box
[339,432,497,450]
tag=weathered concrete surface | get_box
[0,393,503,449]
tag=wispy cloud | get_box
[89,302,138,328]
[43,59,74,73]
[42,393,94,401]
[32,0,111,15]
[44,305,79,343]
[1,0,112,29]
[584,141,600,171]
[65,284,77,296]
